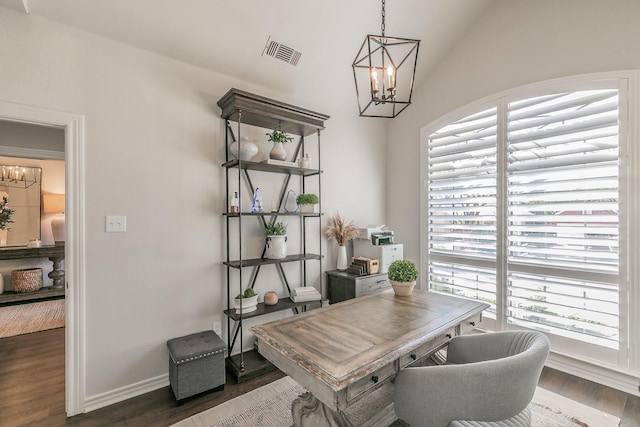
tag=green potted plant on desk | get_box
[265,221,288,259]
[234,288,259,314]
[296,193,319,214]
[388,260,418,296]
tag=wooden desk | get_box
[252,289,489,426]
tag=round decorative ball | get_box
[230,137,258,161]
[264,291,279,305]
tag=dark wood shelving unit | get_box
[218,88,329,382]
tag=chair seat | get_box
[448,405,531,427]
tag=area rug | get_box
[0,299,65,338]
[172,376,620,427]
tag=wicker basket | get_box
[10,268,43,293]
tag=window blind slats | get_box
[427,87,620,351]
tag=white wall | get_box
[386,0,640,392]
[387,0,640,267]
[0,7,387,406]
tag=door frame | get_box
[0,100,86,416]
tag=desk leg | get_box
[48,256,65,289]
[292,392,353,427]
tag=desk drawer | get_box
[356,275,390,297]
[399,327,455,368]
[347,362,396,402]
[458,313,482,335]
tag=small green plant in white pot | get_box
[234,288,259,314]
[266,125,293,161]
[265,221,287,259]
[388,260,418,296]
[296,193,319,214]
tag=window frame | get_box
[420,71,640,382]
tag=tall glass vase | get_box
[336,245,348,271]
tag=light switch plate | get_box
[105,215,126,232]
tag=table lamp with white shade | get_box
[43,193,65,246]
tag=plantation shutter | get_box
[427,108,498,313]
[506,90,620,348]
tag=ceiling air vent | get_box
[262,37,302,66]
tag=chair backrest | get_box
[394,331,550,427]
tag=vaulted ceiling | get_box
[0,0,494,114]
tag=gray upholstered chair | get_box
[394,330,550,427]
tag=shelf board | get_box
[224,298,321,321]
[0,244,64,261]
[222,159,322,176]
[0,287,65,306]
[223,253,321,269]
[226,349,277,383]
[217,88,330,137]
[223,212,321,217]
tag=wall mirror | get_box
[0,164,42,246]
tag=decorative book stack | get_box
[290,287,322,303]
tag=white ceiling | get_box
[0,0,494,113]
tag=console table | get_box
[0,244,65,306]
[252,289,489,426]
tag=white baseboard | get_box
[546,351,640,397]
[83,373,169,413]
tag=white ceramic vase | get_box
[269,142,287,161]
[230,137,258,161]
[336,245,348,271]
[266,235,287,259]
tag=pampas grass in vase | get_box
[326,212,359,271]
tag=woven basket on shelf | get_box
[10,268,43,293]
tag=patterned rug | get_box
[172,376,620,427]
[0,299,65,338]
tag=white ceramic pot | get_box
[390,280,416,296]
[266,235,287,259]
[269,142,287,161]
[234,294,259,314]
[299,204,317,214]
[230,137,258,161]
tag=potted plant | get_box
[265,221,288,259]
[234,288,259,314]
[296,193,319,214]
[325,212,359,271]
[388,260,419,296]
[0,196,14,247]
[266,124,294,161]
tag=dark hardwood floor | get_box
[1,327,639,426]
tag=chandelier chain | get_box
[381,0,386,36]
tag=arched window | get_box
[422,72,639,373]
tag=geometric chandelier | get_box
[352,0,420,118]
[0,164,41,189]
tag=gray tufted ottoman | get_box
[167,330,226,401]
